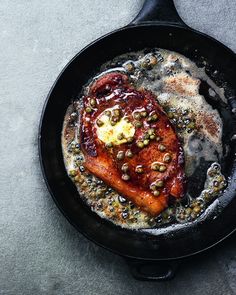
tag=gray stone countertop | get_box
[1,0,236,294]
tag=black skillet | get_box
[39,0,236,280]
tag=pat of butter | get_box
[96,109,135,145]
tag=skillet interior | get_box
[39,24,236,260]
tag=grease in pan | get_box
[62,49,227,229]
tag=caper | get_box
[117,133,124,140]
[141,111,147,117]
[127,137,134,143]
[193,206,201,214]
[126,149,133,158]
[135,165,143,174]
[137,141,144,148]
[106,142,113,148]
[117,151,125,160]
[69,169,77,177]
[143,133,150,140]
[150,134,156,140]
[149,55,158,66]
[187,122,196,129]
[133,112,141,120]
[85,107,92,113]
[134,121,143,128]
[96,188,103,197]
[150,183,157,191]
[74,148,80,154]
[164,153,172,163]
[151,162,160,171]
[156,180,164,188]
[122,174,130,181]
[105,110,111,117]
[148,128,155,135]
[96,119,104,127]
[74,175,80,182]
[143,139,149,146]
[153,190,160,197]
[112,116,120,123]
[110,120,116,126]
[167,112,174,119]
[113,109,121,117]
[159,165,167,172]
[121,163,129,172]
[123,61,135,73]
[148,217,156,226]
[151,113,158,121]
[90,98,96,107]
[158,144,166,152]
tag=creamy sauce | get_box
[62,48,227,229]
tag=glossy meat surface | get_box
[80,72,185,216]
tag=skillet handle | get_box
[130,0,187,27]
[125,258,179,281]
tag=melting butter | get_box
[96,108,135,145]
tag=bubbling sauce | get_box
[62,49,227,229]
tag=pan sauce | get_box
[62,49,227,229]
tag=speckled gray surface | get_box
[1,0,236,294]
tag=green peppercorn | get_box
[122,174,130,181]
[121,163,129,172]
[137,141,144,148]
[143,139,149,146]
[135,165,143,174]
[85,107,92,113]
[158,144,166,152]
[147,116,152,122]
[126,149,133,158]
[159,165,167,172]
[156,136,161,142]
[143,133,150,140]
[151,162,160,171]
[156,180,164,188]
[153,190,160,197]
[141,111,147,117]
[163,153,172,163]
[150,134,156,140]
[117,133,124,140]
[90,98,96,107]
[134,121,142,128]
[117,151,125,160]
[106,142,113,148]
[96,119,104,127]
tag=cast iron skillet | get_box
[39,0,236,280]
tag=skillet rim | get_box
[39,22,236,261]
